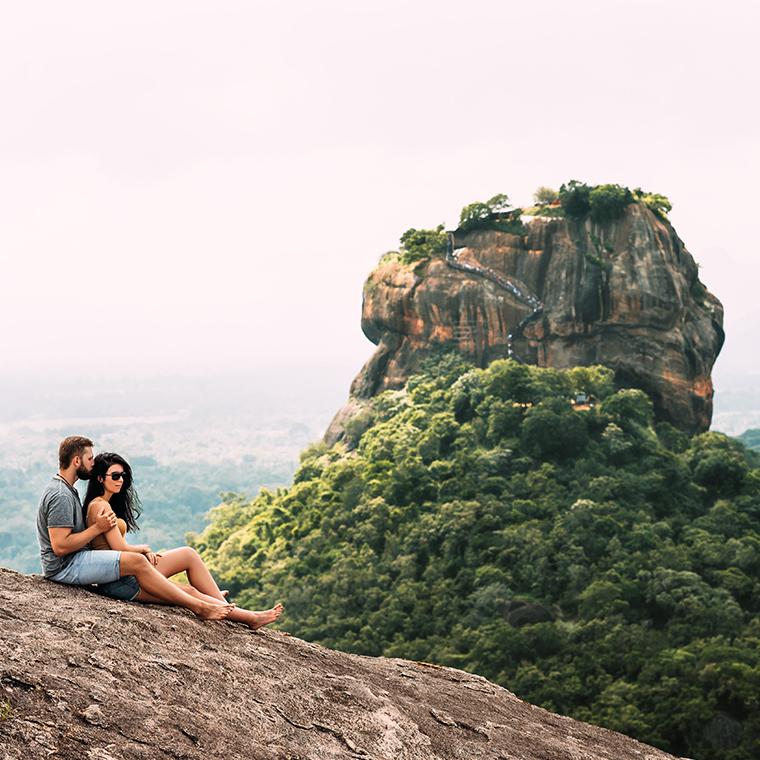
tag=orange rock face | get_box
[344,203,723,436]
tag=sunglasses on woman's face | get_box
[106,472,126,481]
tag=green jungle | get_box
[189,353,760,760]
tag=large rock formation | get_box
[0,568,677,760]
[326,203,723,443]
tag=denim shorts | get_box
[48,549,141,602]
[92,575,141,601]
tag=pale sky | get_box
[1,0,758,398]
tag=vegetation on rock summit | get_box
[383,182,673,266]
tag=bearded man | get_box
[35,436,122,586]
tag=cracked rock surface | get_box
[0,568,677,760]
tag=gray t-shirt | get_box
[36,476,87,578]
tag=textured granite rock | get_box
[327,203,723,443]
[0,568,678,760]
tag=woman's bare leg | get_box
[136,579,225,606]
[151,547,283,628]
[135,579,283,630]
[121,553,233,621]
[231,602,284,630]
[154,547,226,601]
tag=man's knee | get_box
[120,552,150,575]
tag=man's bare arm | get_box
[48,505,117,557]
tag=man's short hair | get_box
[59,436,94,469]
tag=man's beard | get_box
[75,464,92,481]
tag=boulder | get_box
[326,203,723,444]
[0,568,677,760]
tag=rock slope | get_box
[326,203,723,443]
[0,568,678,760]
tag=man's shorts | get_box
[48,549,141,602]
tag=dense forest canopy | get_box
[191,353,760,760]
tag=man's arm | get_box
[48,504,117,557]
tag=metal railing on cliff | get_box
[446,231,543,364]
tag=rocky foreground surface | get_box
[0,568,680,760]
[328,203,723,441]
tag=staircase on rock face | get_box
[446,231,543,364]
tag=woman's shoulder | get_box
[86,497,112,516]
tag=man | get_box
[37,436,233,620]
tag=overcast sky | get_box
[1,0,757,398]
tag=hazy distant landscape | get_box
[1,359,757,577]
[0,368,351,574]
[711,370,760,437]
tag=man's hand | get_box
[134,545,161,565]
[94,504,118,534]
[134,544,151,553]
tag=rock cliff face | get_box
[327,203,722,443]
[0,568,677,760]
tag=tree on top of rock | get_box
[398,224,447,265]
[457,194,524,235]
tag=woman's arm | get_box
[86,499,159,563]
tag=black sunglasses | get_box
[106,472,127,481]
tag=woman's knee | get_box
[179,546,201,564]
[155,546,202,575]
[166,546,198,560]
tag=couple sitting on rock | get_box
[36,436,283,629]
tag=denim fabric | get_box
[48,549,122,585]
[92,575,141,601]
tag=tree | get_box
[533,187,559,204]
[566,365,615,401]
[589,184,633,222]
[458,194,519,235]
[633,189,673,219]
[598,389,654,431]
[520,398,589,460]
[398,225,447,264]
[559,180,592,218]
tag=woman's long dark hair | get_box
[83,452,142,532]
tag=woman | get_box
[84,452,283,630]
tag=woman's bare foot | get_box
[221,590,229,597]
[196,601,235,621]
[244,603,283,630]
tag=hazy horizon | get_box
[1,1,757,425]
